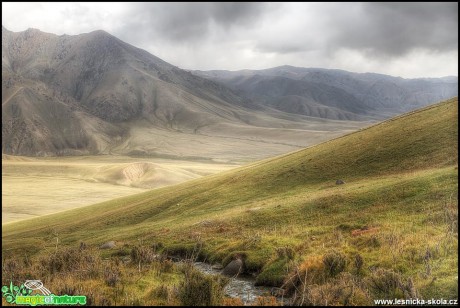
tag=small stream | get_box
[192,261,289,306]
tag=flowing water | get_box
[192,261,289,305]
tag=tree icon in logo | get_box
[1,282,33,304]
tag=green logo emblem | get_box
[2,282,33,304]
[2,281,86,306]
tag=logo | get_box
[23,281,52,296]
[2,281,86,306]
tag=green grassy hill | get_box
[2,97,458,305]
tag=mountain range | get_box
[193,66,458,120]
[2,26,457,159]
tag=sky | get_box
[2,2,458,78]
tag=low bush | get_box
[256,258,290,287]
[323,251,347,278]
[283,255,326,294]
[178,264,228,306]
[39,247,101,279]
[291,272,371,306]
[104,264,121,287]
[367,268,417,299]
[130,246,157,264]
[252,296,280,306]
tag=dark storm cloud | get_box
[2,2,456,77]
[330,2,458,56]
[117,2,275,43]
[252,2,458,58]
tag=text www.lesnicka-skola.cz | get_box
[374,298,457,305]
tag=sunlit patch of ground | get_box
[2,155,238,224]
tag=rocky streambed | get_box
[191,261,290,305]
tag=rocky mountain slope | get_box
[2,27,368,159]
[193,65,458,120]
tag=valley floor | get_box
[1,155,238,224]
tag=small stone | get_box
[100,241,116,249]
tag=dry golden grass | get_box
[2,155,237,223]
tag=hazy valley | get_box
[2,154,237,223]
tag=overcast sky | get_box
[2,2,458,78]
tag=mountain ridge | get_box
[3,26,370,159]
[3,26,456,159]
[192,65,458,119]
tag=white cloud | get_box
[2,2,457,78]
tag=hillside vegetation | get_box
[2,98,457,305]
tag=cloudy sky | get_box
[2,2,458,78]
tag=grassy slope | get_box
[2,98,458,300]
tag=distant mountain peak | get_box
[85,29,112,37]
[25,27,41,32]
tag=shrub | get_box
[164,243,203,261]
[222,297,244,306]
[150,285,170,300]
[158,259,174,273]
[130,246,157,264]
[367,268,409,298]
[275,247,295,260]
[323,251,347,278]
[2,258,19,275]
[354,253,364,274]
[104,265,121,287]
[178,264,228,306]
[79,242,87,250]
[291,272,371,306]
[369,235,381,248]
[151,242,164,253]
[39,247,101,279]
[282,255,326,294]
[111,247,131,257]
[256,258,290,287]
[252,296,280,306]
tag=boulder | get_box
[100,241,116,249]
[336,179,345,185]
[222,258,243,276]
